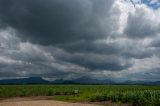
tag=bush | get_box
[47,90,53,96]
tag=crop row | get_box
[0,85,160,106]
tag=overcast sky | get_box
[0,0,160,81]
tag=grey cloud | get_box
[150,36,160,47]
[125,68,160,81]
[57,39,154,59]
[122,43,154,59]
[46,45,135,71]
[0,61,68,78]
[0,0,114,45]
[124,8,160,38]
[0,29,88,79]
[0,0,160,81]
[57,40,122,55]
[55,52,133,71]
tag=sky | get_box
[0,0,160,81]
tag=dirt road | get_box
[0,97,101,106]
[0,100,102,106]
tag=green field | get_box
[0,85,160,106]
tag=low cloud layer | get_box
[0,0,160,81]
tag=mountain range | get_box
[0,77,160,85]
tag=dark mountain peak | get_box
[122,80,160,85]
[73,76,113,84]
[0,77,160,85]
[0,77,50,84]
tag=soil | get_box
[0,96,100,106]
[0,96,132,106]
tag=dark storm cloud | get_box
[46,45,135,71]
[0,0,160,81]
[58,39,154,59]
[0,0,134,71]
[0,0,114,45]
[0,59,71,78]
[54,52,133,71]
[57,40,122,55]
[150,37,160,47]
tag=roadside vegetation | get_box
[0,85,160,106]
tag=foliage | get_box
[0,85,160,106]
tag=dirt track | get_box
[0,97,100,106]
[0,100,102,106]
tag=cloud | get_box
[59,53,133,71]
[0,28,89,79]
[149,34,160,48]
[0,0,160,81]
[124,68,160,81]
[124,5,160,38]
[0,0,115,45]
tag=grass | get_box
[0,85,160,106]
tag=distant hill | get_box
[0,77,50,84]
[72,76,114,84]
[52,76,114,84]
[0,76,113,84]
[121,80,160,85]
[0,77,160,85]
